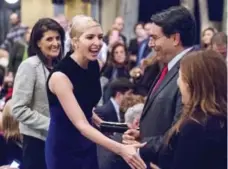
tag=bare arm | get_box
[49,72,146,169]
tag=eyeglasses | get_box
[149,35,165,43]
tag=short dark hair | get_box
[109,78,135,97]
[133,22,144,33]
[28,18,65,66]
[211,32,227,46]
[151,6,196,47]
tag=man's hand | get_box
[119,142,147,169]
[122,129,140,145]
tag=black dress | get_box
[45,55,102,169]
[158,116,227,169]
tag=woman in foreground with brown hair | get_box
[151,50,227,169]
[1,100,22,166]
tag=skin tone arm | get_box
[49,72,147,169]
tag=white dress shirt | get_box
[168,47,193,71]
[110,97,121,122]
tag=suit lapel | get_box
[141,47,196,119]
[142,71,161,113]
[141,62,179,119]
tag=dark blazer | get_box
[97,133,130,169]
[134,62,160,96]
[136,38,151,64]
[102,65,130,81]
[128,38,139,55]
[94,100,119,122]
[8,41,27,75]
[139,47,197,163]
[0,135,22,166]
[158,116,227,169]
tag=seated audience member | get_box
[128,23,144,56]
[8,28,31,76]
[128,23,147,66]
[201,27,216,49]
[130,54,161,96]
[0,100,22,166]
[0,65,4,131]
[104,17,126,46]
[94,78,134,123]
[120,94,145,115]
[97,102,144,169]
[136,22,153,66]
[124,103,144,129]
[0,65,6,111]
[150,50,227,169]
[101,43,131,103]
[211,32,227,59]
[102,43,130,81]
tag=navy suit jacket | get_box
[94,100,119,122]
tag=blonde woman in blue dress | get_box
[45,15,147,169]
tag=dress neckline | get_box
[69,55,89,71]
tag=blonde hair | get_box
[69,15,100,39]
[2,100,21,142]
[120,94,145,113]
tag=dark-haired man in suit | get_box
[122,6,198,165]
[94,78,134,123]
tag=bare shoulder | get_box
[50,71,68,81]
[49,71,73,93]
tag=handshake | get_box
[118,126,147,169]
[121,127,160,169]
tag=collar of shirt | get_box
[110,97,120,121]
[168,47,193,71]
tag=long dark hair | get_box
[166,50,227,143]
[28,18,65,66]
[201,27,216,49]
[108,42,129,69]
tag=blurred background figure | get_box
[0,100,22,167]
[201,27,216,49]
[0,13,28,53]
[211,32,227,59]
[8,28,31,77]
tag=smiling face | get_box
[37,30,61,58]
[113,45,126,64]
[149,23,180,64]
[75,26,103,61]
[202,29,214,45]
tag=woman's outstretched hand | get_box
[119,142,147,169]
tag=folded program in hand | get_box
[100,121,129,133]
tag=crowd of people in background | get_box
[0,5,227,169]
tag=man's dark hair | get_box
[109,78,135,97]
[151,6,196,47]
[211,32,227,46]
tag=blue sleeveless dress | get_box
[45,55,101,169]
